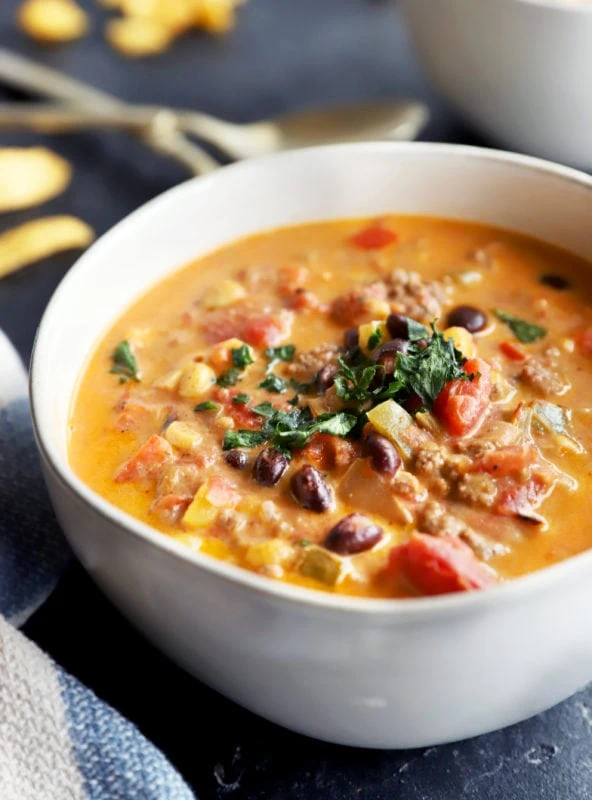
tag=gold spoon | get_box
[0,49,428,170]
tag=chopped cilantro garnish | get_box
[232,393,250,405]
[334,358,381,403]
[195,400,219,412]
[264,344,296,362]
[231,345,254,369]
[251,401,275,417]
[217,367,241,387]
[367,328,383,351]
[289,375,318,395]
[223,430,267,449]
[110,340,139,382]
[335,324,469,410]
[222,406,357,453]
[494,309,547,343]
[259,374,287,393]
[406,318,430,341]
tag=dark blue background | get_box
[1,1,590,797]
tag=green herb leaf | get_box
[406,318,430,341]
[259,374,287,393]
[232,393,250,405]
[367,328,383,351]
[194,400,219,412]
[110,340,139,382]
[222,430,267,450]
[217,367,242,387]
[223,405,357,455]
[389,325,469,407]
[334,356,381,403]
[231,344,254,369]
[494,309,547,343]
[335,324,469,410]
[251,401,275,417]
[289,375,318,395]
[264,344,296,362]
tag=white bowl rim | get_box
[30,140,592,618]
[515,0,592,13]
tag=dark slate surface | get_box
[0,0,590,797]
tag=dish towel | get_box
[0,330,195,800]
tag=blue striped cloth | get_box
[0,331,195,800]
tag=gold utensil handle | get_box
[0,48,219,175]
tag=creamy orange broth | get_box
[69,216,592,598]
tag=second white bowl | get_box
[401,0,592,168]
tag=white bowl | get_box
[31,143,592,748]
[400,0,592,168]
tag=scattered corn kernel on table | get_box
[1,0,591,797]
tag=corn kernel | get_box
[183,484,217,529]
[210,338,254,371]
[164,421,203,452]
[215,415,235,430]
[366,299,391,319]
[245,539,293,568]
[203,278,246,309]
[359,320,389,355]
[178,362,216,398]
[153,368,182,391]
[443,326,476,358]
[562,338,575,353]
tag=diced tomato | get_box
[115,434,173,483]
[496,475,549,519]
[474,444,537,478]
[227,401,264,430]
[499,341,528,361]
[285,288,323,312]
[348,223,398,250]
[574,326,592,354]
[277,262,310,293]
[303,432,359,471]
[433,358,492,436]
[211,388,266,430]
[387,532,498,596]
[242,312,294,349]
[204,476,241,508]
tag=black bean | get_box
[317,364,339,394]
[291,465,334,512]
[324,513,383,555]
[386,313,409,340]
[225,449,248,470]
[344,327,359,349]
[446,305,487,333]
[363,432,401,477]
[540,273,571,290]
[371,338,409,374]
[253,447,288,487]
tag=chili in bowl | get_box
[31,143,592,747]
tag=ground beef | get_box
[391,470,427,503]
[156,462,201,500]
[286,343,342,379]
[458,473,498,508]
[330,282,389,326]
[418,500,507,560]
[519,358,570,396]
[385,268,448,322]
[413,442,471,494]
